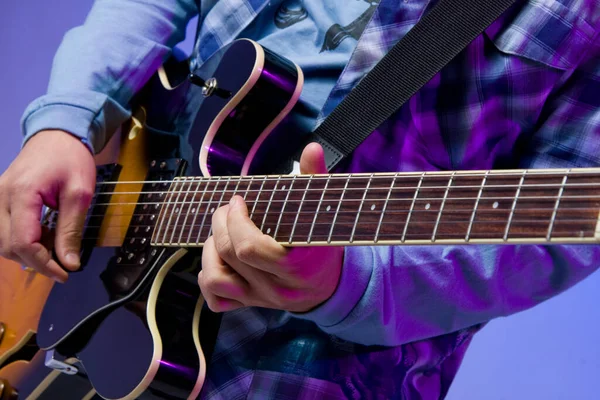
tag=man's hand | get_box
[199,143,344,313]
[0,130,96,282]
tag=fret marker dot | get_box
[371,204,376,211]
[282,185,286,190]
[210,207,215,213]
[493,201,499,209]
[425,203,431,210]
[266,228,271,234]
[191,208,196,214]
[326,205,331,212]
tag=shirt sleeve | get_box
[290,40,600,347]
[20,0,198,154]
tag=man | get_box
[1,0,599,398]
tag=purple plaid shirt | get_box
[21,0,600,398]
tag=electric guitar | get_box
[34,38,600,400]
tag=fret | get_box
[374,173,398,243]
[289,175,312,243]
[152,181,174,244]
[243,177,254,201]
[171,178,195,245]
[187,178,211,243]
[307,176,331,244]
[402,173,425,242]
[327,175,351,243]
[504,171,526,241]
[232,177,252,204]
[250,177,266,220]
[209,177,241,238]
[162,179,186,245]
[260,176,282,233]
[260,177,295,237]
[198,177,230,242]
[404,174,454,241]
[431,172,455,242]
[175,177,197,244]
[546,173,569,240]
[468,174,519,240]
[466,171,488,241]
[508,172,568,239]
[552,172,600,239]
[207,178,241,239]
[350,174,373,243]
[211,176,244,239]
[231,178,242,198]
[274,176,296,239]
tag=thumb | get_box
[299,142,328,175]
[55,184,93,271]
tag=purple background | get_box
[1,2,599,399]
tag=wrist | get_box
[290,246,373,327]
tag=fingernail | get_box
[229,196,238,207]
[65,252,80,267]
[53,276,65,283]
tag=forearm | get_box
[21,0,198,153]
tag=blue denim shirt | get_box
[21,0,600,398]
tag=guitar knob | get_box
[0,379,19,400]
[188,73,231,99]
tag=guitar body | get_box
[35,39,304,399]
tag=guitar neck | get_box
[138,168,600,246]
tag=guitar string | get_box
[69,217,600,231]
[77,205,600,220]
[47,192,600,227]
[54,214,600,242]
[87,193,600,207]
[75,227,600,243]
[86,180,600,198]
[44,179,600,239]
[92,169,600,187]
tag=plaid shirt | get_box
[20,0,600,398]
[189,0,600,399]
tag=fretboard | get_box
[150,169,600,247]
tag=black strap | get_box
[312,0,518,171]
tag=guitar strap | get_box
[309,0,519,171]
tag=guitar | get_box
[32,38,600,400]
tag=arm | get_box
[20,0,198,153]
[291,41,600,347]
[0,0,198,281]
